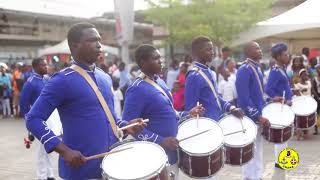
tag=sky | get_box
[0,0,149,18]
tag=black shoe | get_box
[275,163,283,169]
[47,178,56,180]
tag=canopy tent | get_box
[232,0,320,53]
[38,39,119,57]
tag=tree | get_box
[144,0,274,47]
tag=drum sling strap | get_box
[274,64,291,86]
[193,67,222,111]
[246,60,264,96]
[70,64,120,139]
[138,72,174,108]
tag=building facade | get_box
[0,9,153,64]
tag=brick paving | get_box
[1,118,320,180]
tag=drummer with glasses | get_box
[265,43,293,169]
[122,44,204,179]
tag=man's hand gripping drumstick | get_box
[230,106,245,133]
[117,119,149,139]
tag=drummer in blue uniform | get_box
[236,42,270,180]
[20,58,56,180]
[185,36,243,121]
[265,43,292,169]
[122,44,205,179]
[26,22,145,180]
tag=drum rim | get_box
[269,123,294,129]
[294,111,317,116]
[102,141,168,180]
[218,115,258,146]
[292,96,318,116]
[262,103,295,127]
[179,142,224,156]
[179,160,224,178]
[178,117,225,155]
[223,140,255,148]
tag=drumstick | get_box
[197,101,200,128]
[240,118,245,133]
[118,119,149,131]
[178,129,211,142]
[224,129,247,136]
[85,147,133,161]
[281,91,285,111]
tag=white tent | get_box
[232,0,320,52]
[38,39,119,57]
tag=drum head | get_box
[102,141,167,180]
[262,103,295,128]
[219,115,257,147]
[177,117,223,154]
[46,109,62,136]
[292,96,317,116]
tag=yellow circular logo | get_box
[277,148,299,170]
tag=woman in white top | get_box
[294,69,312,96]
[294,69,312,140]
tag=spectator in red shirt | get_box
[173,63,189,110]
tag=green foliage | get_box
[144,0,274,46]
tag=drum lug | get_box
[208,154,211,176]
[221,147,225,168]
[177,149,180,166]
[240,147,243,165]
[188,156,192,176]
[268,128,271,141]
[220,147,227,168]
[281,129,283,142]
[169,171,175,180]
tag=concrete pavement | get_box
[1,118,320,180]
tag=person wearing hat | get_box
[295,69,312,96]
[265,43,293,169]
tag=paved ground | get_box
[1,118,320,180]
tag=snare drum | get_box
[219,115,257,166]
[46,109,63,136]
[292,96,317,129]
[177,117,224,178]
[262,103,295,143]
[102,141,169,180]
